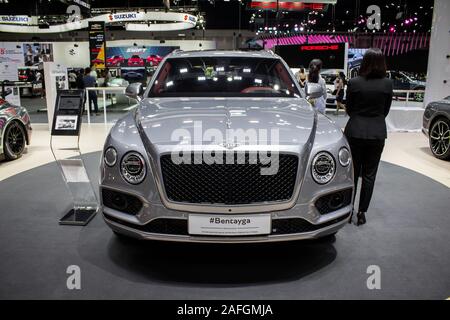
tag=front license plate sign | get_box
[188,214,271,236]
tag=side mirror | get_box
[305,83,323,99]
[125,83,143,101]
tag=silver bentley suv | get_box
[100,50,354,243]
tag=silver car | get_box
[100,50,354,243]
[0,98,32,161]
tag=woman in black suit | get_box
[345,48,393,226]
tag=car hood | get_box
[136,97,316,147]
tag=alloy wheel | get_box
[5,122,25,156]
[430,120,450,157]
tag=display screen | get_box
[59,96,81,111]
[276,43,346,69]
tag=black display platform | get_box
[0,152,449,299]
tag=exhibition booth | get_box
[0,0,449,303]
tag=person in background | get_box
[35,71,45,99]
[334,71,347,115]
[76,69,84,89]
[83,67,99,116]
[296,67,307,88]
[68,70,77,89]
[305,59,327,113]
[89,66,98,80]
[344,48,393,226]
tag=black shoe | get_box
[356,211,366,226]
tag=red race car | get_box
[127,55,144,67]
[146,54,163,66]
[106,55,125,67]
[91,58,104,65]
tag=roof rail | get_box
[171,49,184,55]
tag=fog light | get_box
[328,192,344,210]
[112,193,128,211]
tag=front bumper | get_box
[101,189,352,243]
[104,213,350,243]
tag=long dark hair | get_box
[359,48,387,79]
[308,59,322,83]
[339,71,347,85]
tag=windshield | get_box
[147,56,301,98]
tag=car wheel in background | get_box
[3,121,26,160]
[429,117,450,160]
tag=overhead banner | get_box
[0,12,198,33]
[88,21,106,69]
[0,15,33,25]
[248,1,332,11]
[105,46,179,68]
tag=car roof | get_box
[168,49,279,59]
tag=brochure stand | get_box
[50,89,98,225]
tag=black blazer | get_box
[344,76,393,140]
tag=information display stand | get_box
[50,89,98,225]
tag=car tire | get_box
[3,121,26,160]
[429,117,450,160]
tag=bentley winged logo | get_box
[219,142,240,150]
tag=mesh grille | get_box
[160,152,299,205]
[102,188,143,215]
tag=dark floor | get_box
[0,152,449,299]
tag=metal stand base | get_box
[59,208,98,226]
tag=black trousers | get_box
[88,91,98,113]
[347,137,385,213]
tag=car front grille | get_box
[160,152,299,205]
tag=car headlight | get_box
[120,152,146,184]
[311,152,336,184]
[104,147,117,167]
[338,147,351,167]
